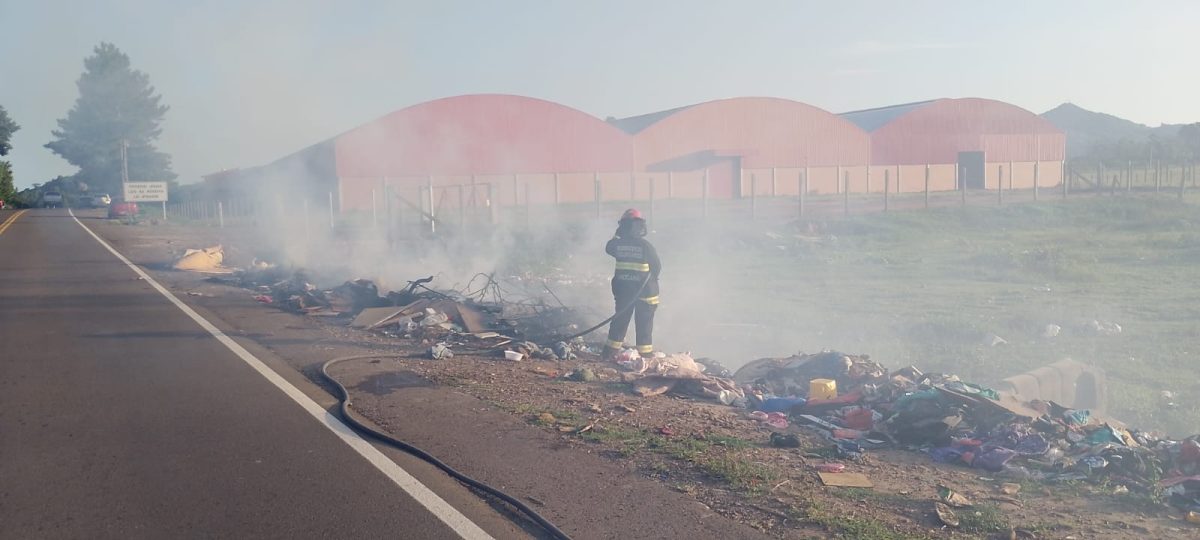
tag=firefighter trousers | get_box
[606,291,657,355]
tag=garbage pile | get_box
[731,351,1200,513]
[209,265,598,356]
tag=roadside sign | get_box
[123,182,169,202]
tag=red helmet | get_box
[620,208,643,222]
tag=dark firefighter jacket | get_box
[605,235,661,301]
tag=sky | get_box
[1,0,1198,189]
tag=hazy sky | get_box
[1,0,1197,188]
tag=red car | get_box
[108,201,139,218]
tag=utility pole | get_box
[120,139,130,184]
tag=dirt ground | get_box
[87,213,1199,539]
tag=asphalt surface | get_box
[0,209,500,539]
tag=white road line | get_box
[68,209,493,540]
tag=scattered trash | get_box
[1041,324,1061,338]
[568,368,597,382]
[535,412,556,425]
[999,483,1021,495]
[813,463,845,473]
[504,350,525,362]
[1187,511,1200,524]
[938,485,973,508]
[934,502,959,527]
[985,333,1008,347]
[809,378,837,400]
[657,426,675,436]
[620,352,744,403]
[817,471,873,488]
[350,306,406,329]
[429,342,453,360]
[769,432,801,448]
[173,245,229,273]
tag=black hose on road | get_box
[321,355,572,540]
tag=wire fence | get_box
[164,160,1197,237]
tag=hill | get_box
[1041,102,1183,157]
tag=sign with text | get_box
[123,182,169,202]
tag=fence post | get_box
[924,164,930,209]
[1033,161,1040,200]
[750,174,758,220]
[384,185,393,247]
[1127,160,1133,193]
[487,183,496,225]
[884,174,890,212]
[843,173,849,217]
[771,167,778,197]
[667,171,674,199]
[896,165,902,194]
[702,168,710,220]
[998,164,1004,205]
[524,183,531,227]
[1181,164,1187,200]
[594,172,602,219]
[218,201,225,228]
[554,172,561,205]
[427,176,436,234]
[1061,161,1068,198]
[884,169,890,210]
[1155,162,1161,193]
[799,171,806,219]
[866,165,872,194]
[959,165,966,207]
[512,174,519,207]
[371,189,378,229]
[836,165,842,194]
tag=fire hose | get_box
[556,272,651,343]
[321,355,572,540]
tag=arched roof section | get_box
[630,97,871,170]
[861,98,1065,165]
[333,94,633,177]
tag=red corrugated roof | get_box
[630,97,871,170]
[867,98,1065,164]
[333,94,633,178]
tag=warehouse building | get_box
[611,97,871,197]
[841,98,1066,193]
[217,95,1067,213]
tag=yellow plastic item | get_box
[809,378,838,400]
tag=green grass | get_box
[799,499,930,540]
[697,453,777,492]
[673,195,1200,435]
[956,503,1010,534]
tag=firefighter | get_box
[603,208,661,360]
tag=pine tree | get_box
[45,43,175,194]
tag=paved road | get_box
[0,209,498,539]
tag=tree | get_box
[0,105,18,156]
[0,105,18,203]
[45,43,175,194]
[0,161,14,203]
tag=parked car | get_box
[78,195,95,207]
[108,200,139,218]
[42,191,64,208]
